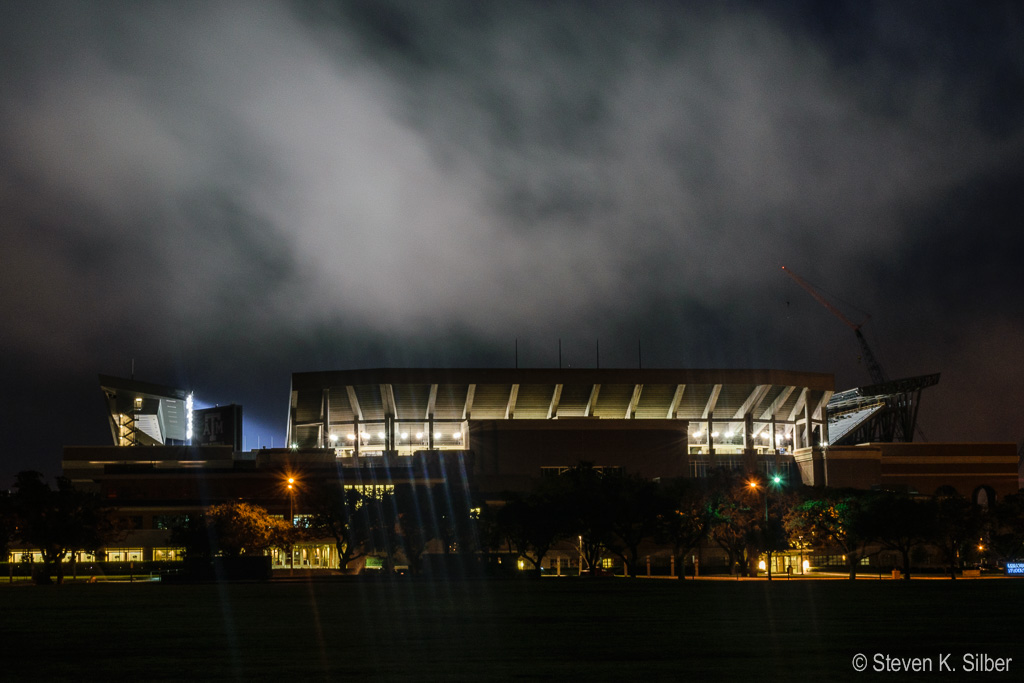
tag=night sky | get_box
[2,1,1022,484]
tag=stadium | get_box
[43,366,1018,574]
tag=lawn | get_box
[3,578,1022,681]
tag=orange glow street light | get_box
[285,475,297,574]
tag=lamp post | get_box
[798,534,804,576]
[578,535,584,575]
[287,477,295,575]
[750,475,782,580]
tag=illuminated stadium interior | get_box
[287,367,835,458]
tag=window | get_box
[342,484,394,500]
[718,455,743,471]
[758,461,792,480]
[689,459,709,478]
[105,548,144,562]
[154,514,190,530]
[541,466,569,478]
[541,465,623,478]
[153,548,183,562]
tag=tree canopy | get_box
[10,471,122,584]
[173,501,292,558]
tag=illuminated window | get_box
[342,484,395,501]
[153,548,184,562]
[105,548,144,562]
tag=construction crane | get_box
[781,266,888,385]
[782,266,940,443]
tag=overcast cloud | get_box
[2,0,1022,479]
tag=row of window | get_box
[540,466,624,478]
[7,549,180,563]
[688,459,793,479]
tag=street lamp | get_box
[798,534,804,576]
[751,475,783,580]
[286,476,296,575]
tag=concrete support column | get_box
[803,402,812,449]
[743,413,754,454]
[321,388,330,448]
[706,413,715,467]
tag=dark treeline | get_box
[1,471,123,584]
[485,464,1024,581]
[5,465,1024,582]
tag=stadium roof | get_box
[825,373,940,445]
[287,368,835,448]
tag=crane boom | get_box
[782,266,888,385]
[781,266,862,331]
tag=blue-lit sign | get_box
[1006,562,1024,575]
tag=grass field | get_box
[3,577,1022,681]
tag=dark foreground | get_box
[3,578,1022,681]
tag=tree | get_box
[360,486,435,575]
[605,472,664,577]
[0,489,15,562]
[745,475,794,580]
[786,488,877,580]
[986,492,1024,567]
[931,492,984,579]
[11,471,121,584]
[707,471,761,576]
[657,478,713,576]
[494,489,564,576]
[429,480,480,559]
[756,494,793,581]
[862,493,934,580]
[301,481,369,570]
[553,464,618,573]
[174,501,292,559]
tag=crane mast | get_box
[781,266,888,386]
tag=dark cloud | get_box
[1,0,1022,481]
